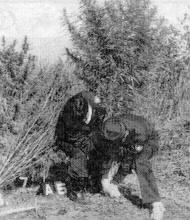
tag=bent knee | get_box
[135,159,152,173]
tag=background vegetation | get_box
[64,0,190,184]
[0,0,190,188]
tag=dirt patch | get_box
[0,183,189,220]
[1,154,190,220]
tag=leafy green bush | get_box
[64,0,190,150]
[64,0,159,113]
[133,14,190,151]
[63,0,190,184]
[0,38,82,188]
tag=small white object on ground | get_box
[0,192,5,207]
[0,206,36,217]
[150,201,165,220]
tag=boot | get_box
[87,175,102,194]
[65,176,87,203]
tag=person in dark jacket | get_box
[54,90,106,201]
[90,113,165,220]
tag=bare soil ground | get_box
[0,154,190,220]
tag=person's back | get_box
[91,113,165,220]
[54,90,106,201]
[55,92,90,149]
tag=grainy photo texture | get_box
[0,0,189,219]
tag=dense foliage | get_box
[0,0,190,187]
[64,0,190,182]
[0,37,83,186]
[64,0,163,113]
[64,0,190,145]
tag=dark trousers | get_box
[65,133,94,179]
[64,135,93,195]
[135,144,160,204]
[68,148,88,178]
[96,143,160,204]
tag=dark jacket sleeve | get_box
[146,126,160,157]
[122,114,160,156]
[64,112,90,133]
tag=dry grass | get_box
[0,91,53,188]
[0,69,71,188]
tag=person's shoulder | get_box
[121,113,156,133]
[118,113,145,124]
[123,113,145,121]
[123,113,153,124]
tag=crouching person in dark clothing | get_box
[54,90,106,202]
[91,114,165,220]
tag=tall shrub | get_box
[0,38,75,187]
[64,0,163,114]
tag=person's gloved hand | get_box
[150,201,165,220]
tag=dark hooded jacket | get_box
[54,90,106,178]
[55,91,106,154]
[101,113,159,156]
[90,113,161,204]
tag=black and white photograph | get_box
[0,0,189,219]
